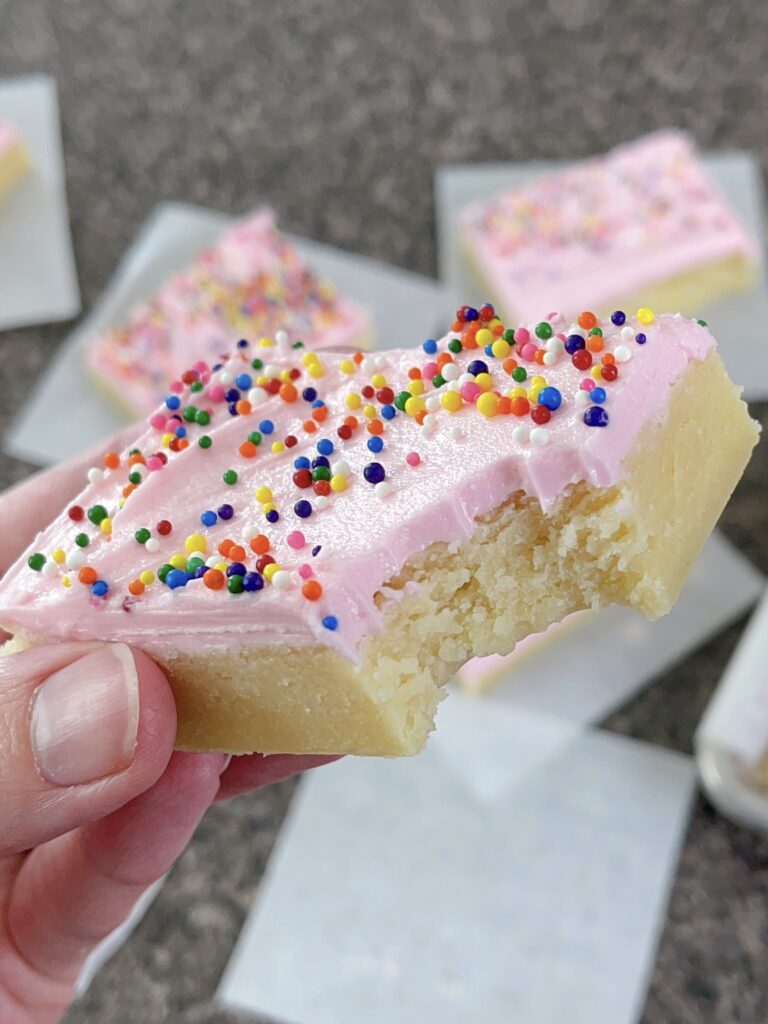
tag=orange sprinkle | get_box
[128,453,146,466]
[451,319,463,332]
[368,420,384,436]
[415,409,427,425]
[236,399,252,416]
[78,567,97,585]
[122,484,136,498]
[578,311,597,330]
[462,333,478,350]
[204,569,225,590]
[510,396,530,417]
[302,580,323,601]
[502,357,518,374]
[239,440,257,458]
[436,352,453,368]
[497,395,512,415]
[218,538,234,557]
[128,579,145,596]
[353,351,364,364]
[312,406,329,422]
[586,335,603,353]
[103,451,120,470]
[601,352,615,365]
[533,349,546,365]
[177,438,189,450]
[303,419,317,433]
[407,367,422,380]
[344,415,359,430]
[250,534,270,555]
[492,323,504,336]
[229,544,246,563]
[279,383,298,403]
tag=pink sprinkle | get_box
[555,332,566,341]
[406,452,421,467]
[580,378,595,391]
[149,412,165,430]
[193,360,209,374]
[164,418,179,432]
[208,385,225,403]
[287,530,306,550]
[146,456,164,472]
[423,361,438,379]
[170,380,183,393]
[460,382,480,402]
[520,343,538,361]
[298,564,313,579]
[514,327,530,345]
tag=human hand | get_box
[0,434,335,1023]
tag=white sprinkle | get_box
[575,390,591,408]
[512,425,530,445]
[375,481,393,499]
[442,363,461,381]
[567,326,585,339]
[542,350,559,366]
[361,357,375,374]
[219,372,234,386]
[545,337,562,352]
[614,344,632,363]
[458,372,475,387]
[42,561,58,578]
[87,467,103,483]
[530,427,549,446]
[422,413,439,433]
[314,495,330,512]
[425,396,441,413]
[374,354,388,370]
[331,460,350,477]
[620,325,635,341]
[449,426,464,442]
[264,364,280,378]
[67,550,86,570]
[275,330,289,347]
[145,537,160,553]
[272,570,292,590]
[206,554,220,567]
[447,380,461,392]
[248,387,269,406]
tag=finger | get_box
[0,642,176,856]
[216,752,339,801]
[3,750,225,991]
[0,423,140,574]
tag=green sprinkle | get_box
[535,321,553,340]
[251,358,263,370]
[87,504,108,525]
[157,563,173,583]
[697,318,708,327]
[28,552,46,572]
[394,391,410,411]
[223,469,238,485]
[183,406,198,422]
[502,329,515,343]
[432,374,445,388]
[448,338,462,354]
[512,367,527,383]
[186,556,205,574]
[198,435,212,449]
[589,327,603,337]
[312,466,331,482]
[292,340,305,349]
[196,409,210,426]
[247,431,262,446]
[128,471,142,485]
[75,533,90,548]
[227,574,244,594]
[190,380,203,392]
[135,528,151,545]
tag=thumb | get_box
[0,642,177,856]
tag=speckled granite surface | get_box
[0,1,767,1021]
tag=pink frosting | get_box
[86,208,371,414]
[0,309,715,663]
[460,131,760,322]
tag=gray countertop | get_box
[1,1,767,1021]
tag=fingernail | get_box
[31,645,140,786]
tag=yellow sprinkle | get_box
[254,485,273,503]
[301,351,319,367]
[475,328,493,347]
[405,396,426,417]
[99,518,112,535]
[339,358,355,375]
[363,404,376,419]
[259,336,275,348]
[371,373,387,388]
[118,498,126,509]
[527,386,542,404]
[408,379,425,396]
[590,365,603,381]
[279,368,292,382]
[491,339,511,358]
[489,317,502,328]
[271,441,285,454]
[507,386,527,399]
[256,374,269,387]
[476,392,499,417]
[345,392,362,410]
[263,562,280,582]
[261,502,276,514]
[440,390,462,412]
[307,363,324,380]
[637,306,654,325]
[215,561,227,573]
[170,553,187,570]
[161,432,173,448]
[474,372,493,392]
[52,548,66,565]
[139,570,155,585]
[530,375,547,389]
[62,575,71,588]
[184,533,207,554]
[330,474,348,492]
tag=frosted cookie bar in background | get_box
[459,131,760,325]
[0,304,757,757]
[0,120,30,205]
[85,208,373,416]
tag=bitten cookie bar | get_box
[0,303,757,757]
[0,120,30,205]
[85,207,372,416]
[460,131,759,324]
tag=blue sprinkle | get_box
[484,343,494,357]
[311,399,326,409]
[611,310,626,326]
[91,579,109,597]
[312,545,322,557]
[227,562,247,577]
[200,510,217,527]
[590,387,607,405]
[422,338,437,354]
[565,334,586,354]
[464,306,479,321]
[227,402,239,416]
[294,500,313,518]
[322,615,339,631]
[243,571,264,592]
[237,338,249,349]
[165,394,181,410]
[312,456,330,469]
[468,359,488,377]
[193,565,208,579]
[166,569,189,590]
[175,426,187,438]
[259,419,275,435]
[218,503,234,520]
[212,362,223,372]
[266,509,280,523]
[367,436,384,454]
[584,406,609,427]
[225,388,241,403]
[294,456,311,470]
[317,439,334,456]
[381,404,396,420]
[302,387,317,402]
[235,373,252,390]
[635,332,647,345]
[363,462,385,485]
[538,386,562,411]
